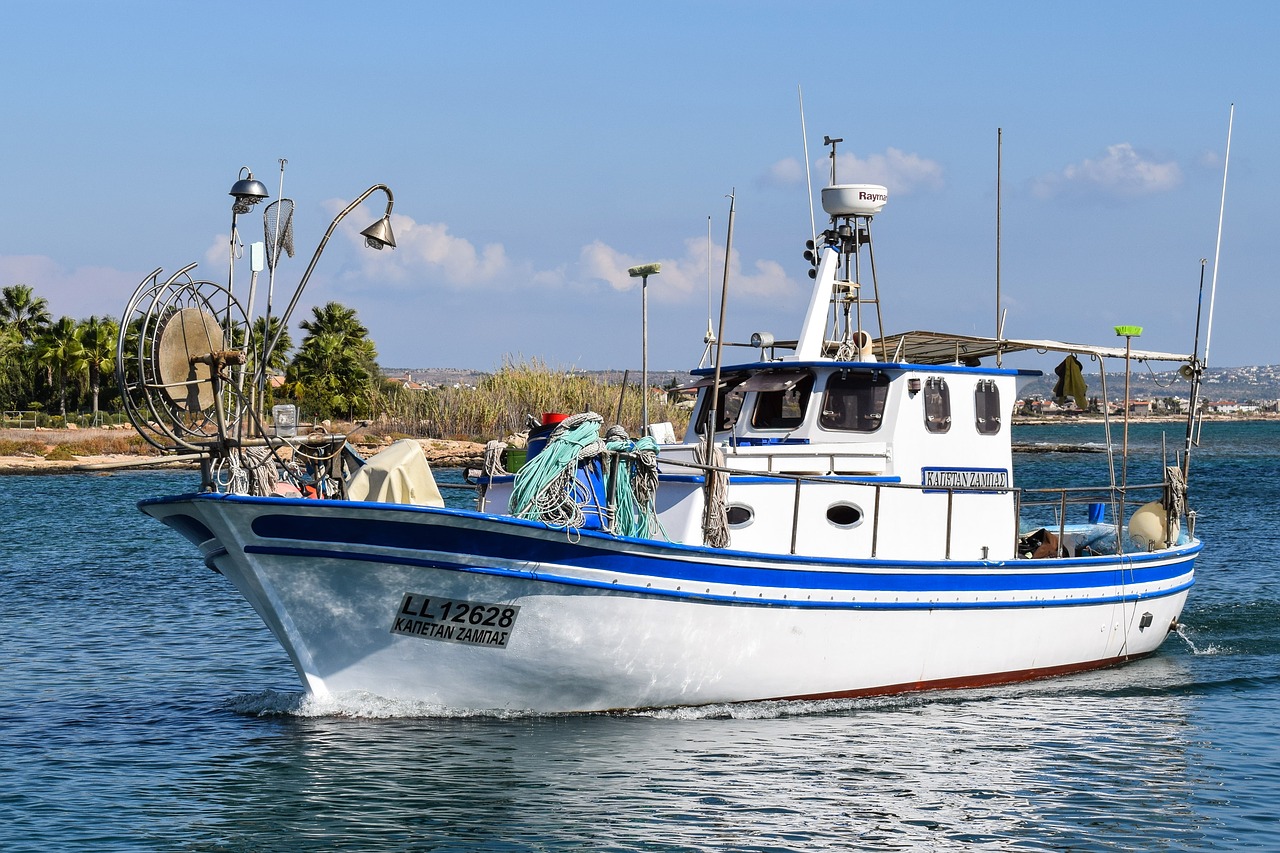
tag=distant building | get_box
[398,372,427,392]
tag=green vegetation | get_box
[1,282,690,443]
[282,302,377,420]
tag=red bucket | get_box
[542,412,568,426]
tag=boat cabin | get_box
[652,356,1029,563]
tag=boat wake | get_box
[223,689,527,719]
[220,687,930,720]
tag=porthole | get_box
[726,504,754,528]
[826,503,864,528]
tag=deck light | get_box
[229,167,269,214]
[258,184,397,378]
[360,215,396,250]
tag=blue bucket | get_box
[573,458,608,530]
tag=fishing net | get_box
[263,199,295,272]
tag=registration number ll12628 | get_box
[390,593,520,649]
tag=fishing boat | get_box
[113,151,1211,713]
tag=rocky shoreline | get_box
[0,428,486,475]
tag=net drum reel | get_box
[116,264,253,452]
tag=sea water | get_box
[1,421,1278,850]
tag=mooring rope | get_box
[1164,464,1187,541]
[695,441,730,548]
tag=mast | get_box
[996,128,1003,366]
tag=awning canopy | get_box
[874,330,1194,366]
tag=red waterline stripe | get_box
[772,651,1156,702]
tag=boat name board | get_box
[921,467,1009,494]
[391,593,521,649]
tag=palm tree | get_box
[35,316,84,419]
[251,315,293,378]
[0,284,52,409]
[0,284,51,343]
[286,302,379,420]
[76,315,119,424]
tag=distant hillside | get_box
[1018,364,1280,403]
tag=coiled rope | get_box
[483,440,509,476]
[604,425,665,539]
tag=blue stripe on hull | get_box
[147,493,1197,604]
[243,542,1195,611]
[246,510,1197,591]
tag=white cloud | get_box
[760,157,806,188]
[0,254,141,320]
[1033,143,1182,199]
[321,197,799,305]
[332,203,512,288]
[205,235,229,268]
[763,147,944,195]
[834,148,945,193]
[576,236,797,302]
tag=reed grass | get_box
[374,358,691,441]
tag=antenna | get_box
[1203,103,1233,369]
[260,158,291,402]
[799,85,816,250]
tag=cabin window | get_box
[819,370,890,433]
[726,504,754,528]
[975,380,1001,435]
[693,377,747,435]
[750,372,815,430]
[923,377,951,434]
[826,502,864,528]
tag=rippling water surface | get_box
[2,421,1278,850]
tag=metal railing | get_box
[650,454,1175,560]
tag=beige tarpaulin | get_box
[346,439,444,506]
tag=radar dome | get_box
[822,184,888,217]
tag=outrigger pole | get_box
[1184,103,1234,480]
[996,127,1003,366]
[1182,259,1207,482]
[1203,103,1233,373]
[701,190,735,547]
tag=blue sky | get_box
[2,2,1275,372]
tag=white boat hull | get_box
[143,493,1197,713]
